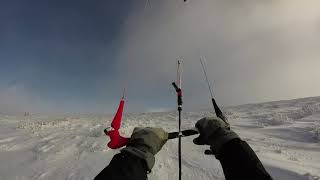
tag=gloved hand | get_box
[193,117,239,156]
[121,127,168,171]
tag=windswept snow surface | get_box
[1,97,320,180]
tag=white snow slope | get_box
[0,97,320,180]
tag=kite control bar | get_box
[104,127,199,149]
[167,128,199,139]
[105,58,227,150]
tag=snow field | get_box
[0,97,320,179]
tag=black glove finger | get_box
[195,119,206,133]
[193,135,206,145]
[195,120,202,131]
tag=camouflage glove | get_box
[121,127,168,171]
[193,117,239,156]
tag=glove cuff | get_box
[121,146,155,172]
[209,129,240,155]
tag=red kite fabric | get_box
[106,96,129,149]
[111,97,125,130]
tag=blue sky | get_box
[0,0,137,113]
[1,0,320,114]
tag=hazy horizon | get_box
[1,0,320,114]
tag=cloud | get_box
[3,1,319,114]
[0,84,51,114]
[0,83,122,115]
[113,0,320,110]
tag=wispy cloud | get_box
[114,0,320,110]
[0,84,53,114]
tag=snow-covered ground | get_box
[0,97,320,180]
